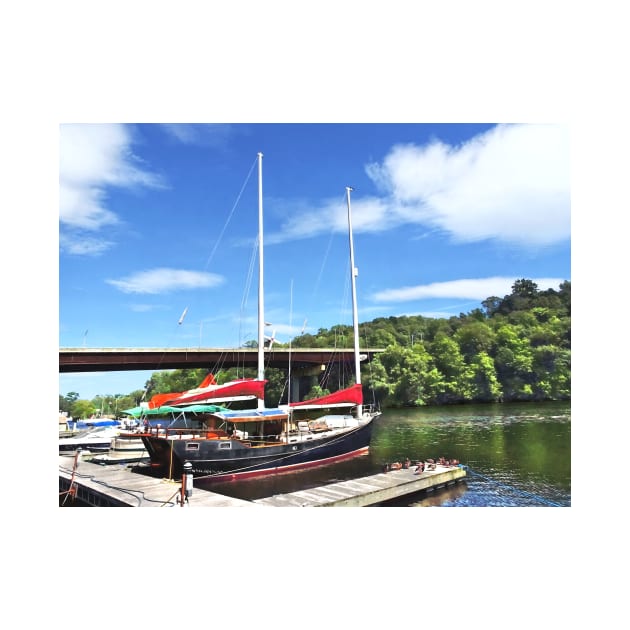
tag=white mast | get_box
[257,152,265,409]
[346,186,362,419]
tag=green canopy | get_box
[120,404,230,418]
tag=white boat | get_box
[87,432,149,465]
[59,422,147,462]
[59,425,124,454]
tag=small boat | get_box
[59,424,124,454]
[140,154,381,481]
[87,433,150,465]
[59,417,148,461]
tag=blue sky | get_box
[59,123,570,399]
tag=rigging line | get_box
[240,236,258,315]
[301,190,347,336]
[139,310,201,400]
[135,161,258,393]
[228,235,258,378]
[168,157,258,382]
[202,155,258,273]
[361,328,378,407]
[237,236,258,357]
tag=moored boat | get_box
[140,154,380,481]
[59,424,124,454]
[86,432,150,464]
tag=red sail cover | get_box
[289,383,363,408]
[147,373,218,409]
[147,392,180,409]
[165,378,267,406]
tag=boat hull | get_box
[59,439,112,453]
[140,419,375,481]
[110,434,146,452]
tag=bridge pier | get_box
[288,364,326,402]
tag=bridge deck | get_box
[59,347,385,372]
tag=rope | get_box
[59,463,178,507]
[300,192,343,328]
[461,465,564,507]
[139,156,259,394]
[203,155,258,273]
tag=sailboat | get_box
[139,155,381,481]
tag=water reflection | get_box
[195,401,571,506]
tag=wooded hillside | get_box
[60,278,570,416]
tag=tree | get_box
[558,280,571,315]
[468,351,502,401]
[531,346,571,400]
[482,296,502,317]
[303,384,331,400]
[493,325,534,400]
[429,334,471,402]
[362,359,393,405]
[455,321,495,359]
[59,392,79,413]
[264,367,289,406]
[512,278,539,297]
[70,399,96,419]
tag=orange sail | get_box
[147,372,217,409]
[165,378,266,405]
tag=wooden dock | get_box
[59,455,259,507]
[253,465,466,507]
[59,455,466,507]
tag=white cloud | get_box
[372,276,565,303]
[59,232,115,256]
[160,123,235,146]
[366,123,570,246]
[269,124,570,248]
[106,268,225,294]
[266,195,390,244]
[59,124,164,253]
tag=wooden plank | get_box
[254,466,466,507]
[60,456,466,507]
[59,456,260,507]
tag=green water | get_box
[199,401,571,506]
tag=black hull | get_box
[59,442,111,453]
[140,420,374,481]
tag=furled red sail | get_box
[165,378,267,406]
[147,392,179,409]
[147,372,218,409]
[289,383,363,408]
[197,373,217,388]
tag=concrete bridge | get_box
[59,347,385,373]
